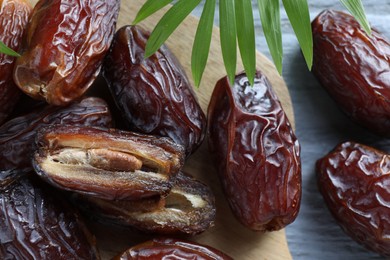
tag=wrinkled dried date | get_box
[0,97,112,186]
[312,10,390,136]
[0,176,100,259]
[103,25,206,156]
[13,0,120,105]
[207,71,301,231]
[114,238,232,260]
[33,125,185,201]
[0,0,31,124]
[317,142,390,256]
[73,171,215,235]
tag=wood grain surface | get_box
[286,2,390,259]
[194,1,389,259]
[23,0,295,258]
[90,1,295,259]
[27,0,387,259]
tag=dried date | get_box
[0,176,100,259]
[207,71,301,231]
[103,25,206,157]
[33,125,185,201]
[114,238,232,260]
[312,10,390,136]
[73,171,215,235]
[0,0,31,124]
[317,142,390,256]
[13,0,120,105]
[0,97,112,186]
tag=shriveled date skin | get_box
[0,0,31,124]
[0,97,112,186]
[33,125,185,201]
[114,238,232,260]
[0,176,100,259]
[13,0,120,105]
[207,71,301,231]
[74,172,216,235]
[312,10,390,136]
[317,142,390,256]
[103,25,206,156]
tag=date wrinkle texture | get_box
[0,0,32,124]
[13,0,120,105]
[0,176,100,259]
[317,142,390,257]
[312,10,390,136]
[207,71,301,231]
[103,25,206,157]
[114,237,232,260]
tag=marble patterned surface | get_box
[192,1,390,259]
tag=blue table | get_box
[193,1,390,258]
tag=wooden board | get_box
[27,0,294,259]
[91,1,294,259]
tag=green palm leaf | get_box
[340,0,371,35]
[258,0,282,74]
[144,0,201,58]
[282,0,313,70]
[219,0,237,84]
[132,0,173,25]
[235,0,256,86]
[192,0,216,87]
[0,41,20,57]
[0,1,372,88]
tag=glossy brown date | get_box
[0,0,31,124]
[207,71,301,231]
[114,238,232,260]
[103,25,206,157]
[0,97,112,186]
[74,171,216,235]
[317,142,390,256]
[33,125,185,201]
[312,10,390,136]
[0,176,100,259]
[13,0,120,105]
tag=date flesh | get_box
[13,0,120,105]
[0,176,100,259]
[103,25,206,156]
[0,97,112,186]
[317,142,390,256]
[33,125,185,201]
[0,0,31,124]
[114,238,232,260]
[207,71,301,231]
[312,10,390,136]
[74,171,216,235]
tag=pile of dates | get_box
[0,0,303,258]
[312,10,390,257]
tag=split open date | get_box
[0,0,306,256]
[0,97,112,186]
[74,171,216,235]
[33,125,184,201]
